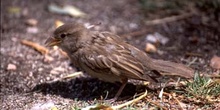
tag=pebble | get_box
[145,34,158,43]
[210,55,220,69]
[53,66,65,72]
[25,18,38,26]
[50,67,65,74]
[129,23,138,29]
[27,27,39,34]
[145,32,169,45]
[7,63,17,70]
[50,70,59,74]
[38,68,43,72]
[11,37,18,42]
[145,43,157,53]
[44,55,54,62]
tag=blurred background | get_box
[1,0,220,109]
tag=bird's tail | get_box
[150,59,195,78]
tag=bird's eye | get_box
[60,34,66,39]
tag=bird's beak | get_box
[45,37,61,47]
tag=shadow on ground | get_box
[31,77,149,101]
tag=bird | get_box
[45,23,195,100]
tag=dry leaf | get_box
[143,81,150,85]
[48,4,86,17]
[210,55,220,69]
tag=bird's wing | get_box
[101,32,195,78]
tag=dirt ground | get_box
[1,0,220,109]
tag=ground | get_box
[1,0,220,109]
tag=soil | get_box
[1,0,220,109]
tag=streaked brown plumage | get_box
[45,23,195,100]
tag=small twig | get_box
[120,29,151,38]
[61,71,83,80]
[86,22,102,29]
[162,92,186,110]
[185,52,203,57]
[145,12,195,26]
[112,90,148,109]
[172,94,186,110]
[21,40,49,55]
[46,72,83,83]
[187,57,198,67]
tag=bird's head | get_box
[45,23,90,52]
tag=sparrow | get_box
[45,23,195,100]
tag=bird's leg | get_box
[112,78,128,101]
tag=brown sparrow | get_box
[45,23,195,100]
